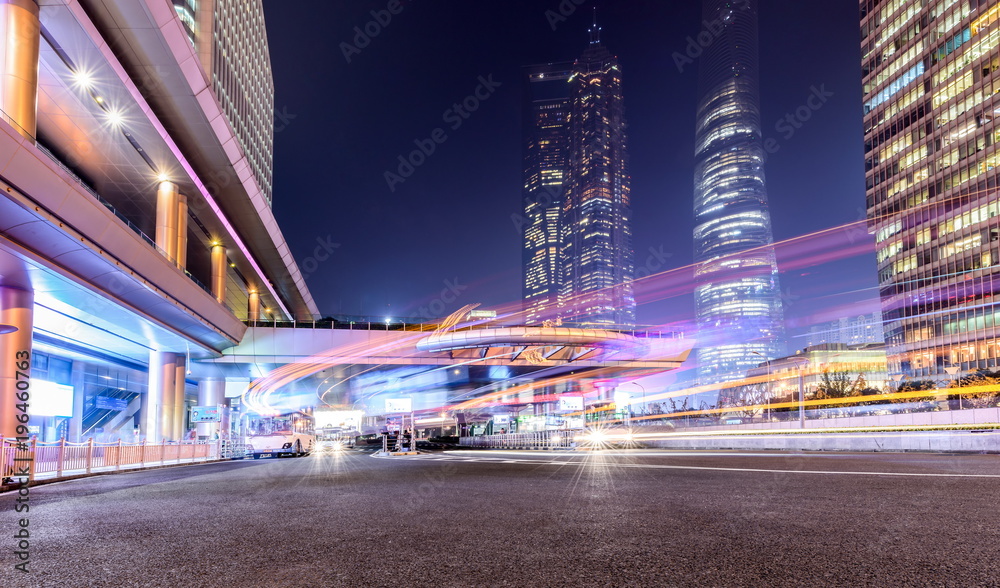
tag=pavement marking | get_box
[404,454,1000,478]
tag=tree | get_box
[949,370,1000,409]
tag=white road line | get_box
[425,455,1000,478]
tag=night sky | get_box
[263,1,873,345]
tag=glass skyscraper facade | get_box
[522,22,636,328]
[863,0,1000,379]
[522,63,573,326]
[693,0,785,384]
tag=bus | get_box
[244,411,315,459]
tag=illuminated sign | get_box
[557,396,584,412]
[30,381,74,417]
[315,410,362,430]
[468,310,497,319]
[95,396,128,411]
[385,398,412,413]
[191,406,221,422]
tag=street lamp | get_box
[751,351,771,421]
[944,366,961,410]
[630,382,646,417]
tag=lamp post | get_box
[751,351,771,421]
[944,366,961,410]
[630,382,646,417]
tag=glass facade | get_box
[522,63,573,325]
[863,0,1000,379]
[693,0,785,384]
[522,24,636,328]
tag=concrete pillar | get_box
[144,351,176,443]
[174,359,186,441]
[248,289,260,322]
[0,0,40,141]
[155,181,179,263]
[211,243,227,304]
[196,378,225,438]
[69,360,86,442]
[175,193,188,270]
[0,286,32,439]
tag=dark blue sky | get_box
[264,1,875,342]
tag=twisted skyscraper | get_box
[693,0,784,384]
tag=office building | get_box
[693,0,785,384]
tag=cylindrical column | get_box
[211,243,227,304]
[175,194,188,270]
[174,359,186,441]
[0,0,40,141]
[143,352,177,444]
[0,286,32,439]
[155,181,179,263]
[69,360,86,442]
[159,353,177,441]
[248,289,260,322]
[196,378,225,438]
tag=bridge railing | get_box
[244,317,682,339]
[1,438,221,484]
[459,430,579,450]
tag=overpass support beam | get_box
[211,243,227,304]
[0,0,39,142]
[174,358,186,441]
[248,289,260,322]
[175,193,188,270]
[142,351,176,443]
[0,286,32,439]
[155,181,179,264]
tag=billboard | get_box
[557,396,584,412]
[385,398,412,413]
[191,406,221,422]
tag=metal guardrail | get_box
[459,430,579,450]
[1,438,221,484]
[243,317,680,339]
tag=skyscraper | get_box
[693,0,785,384]
[863,0,1000,380]
[522,62,573,325]
[172,0,275,205]
[520,16,636,328]
[561,18,636,328]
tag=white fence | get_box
[460,429,578,450]
[1,438,221,484]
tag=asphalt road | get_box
[2,448,999,587]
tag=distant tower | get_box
[693,0,784,383]
[171,0,275,205]
[560,12,636,327]
[521,61,573,325]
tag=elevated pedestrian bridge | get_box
[202,321,691,370]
